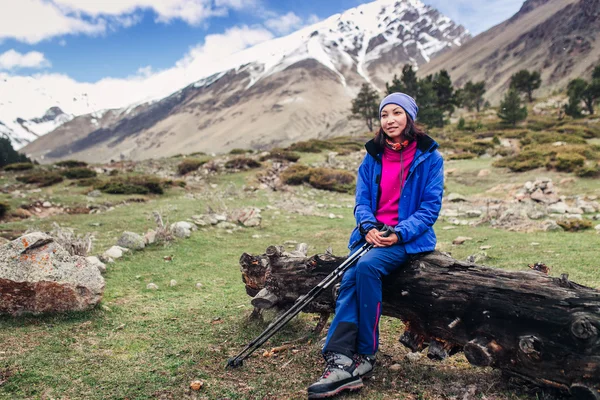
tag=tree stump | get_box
[239,245,600,399]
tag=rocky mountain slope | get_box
[17,0,469,162]
[418,0,600,102]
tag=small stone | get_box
[42,201,52,208]
[448,193,468,202]
[531,242,540,246]
[328,213,336,219]
[86,256,106,274]
[146,283,159,290]
[453,236,473,245]
[190,380,203,391]
[477,169,490,177]
[87,190,102,198]
[195,282,203,289]
[169,279,177,287]
[389,363,402,371]
[480,245,492,250]
[406,352,422,362]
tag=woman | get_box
[307,92,444,399]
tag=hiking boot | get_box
[356,354,376,378]
[307,352,363,399]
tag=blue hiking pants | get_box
[322,239,409,358]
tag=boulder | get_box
[230,207,262,227]
[0,233,105,316]
[171,221,196,238]
[117,231,146,250]
[103,245,129,259]
[548,202,569,214]
[86,256,106,274]
[144,229,157,245]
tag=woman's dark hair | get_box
[374,114,425,148]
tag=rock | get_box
[144,229,157,245]
[466,209,482,218]
[447,193,468,202]
[42,201,52,208]
[453,236,472,245]
[171,221,194,238]
[328,213,336,219]
[566,207,584,215]
[530,189,546,203]
[528,210,546,220]
[117,231,146,250]
[405,352,422,362]
[477,169,490,177]
[480,245,492,250]
[216,221,237,230]
[542,220,564,232]
[103,246,129,259]
[169,280,177,287]
[548,202,568,214]
[466,251,488,264]
[86,256,106,274]
[12,208,32,218]
[87,190,102,198]
[146,283,159,290]
[0,233,105,316]
[441,209,459,217]
[215,214,227,222]
[559,177,576,185]
[195,282,203,289]
[230,207,261,227]
[389,363,402,371]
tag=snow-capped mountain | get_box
[16,0,469,161]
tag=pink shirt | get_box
[375,141,417,226]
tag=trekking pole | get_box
[226,225,393,369]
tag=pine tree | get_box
[351,83,380,131]
[432,70,455,115]
[462,81,486,112]
[416,77,444,128]
[564,78,588,118]
[399,64,419,98]
[385,74,404,95]
[509,70,542,102]
[592,65,600,80]
[498,89,528,126]
[0,136,31,168]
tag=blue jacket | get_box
[349,135,444,254]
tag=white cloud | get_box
[0,0,263,43]
[0,26,274,122]
[0,0,106,44]
[265,12,304,35]
[214,0,261,10]
[0,50,51,70]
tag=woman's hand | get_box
[365,228,399,247]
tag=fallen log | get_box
[239,245,600,399]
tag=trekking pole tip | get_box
[226,357,244,369]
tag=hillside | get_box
[418,0,600,102]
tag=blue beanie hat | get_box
[379,92,418,121]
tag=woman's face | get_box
[380,104,407,142]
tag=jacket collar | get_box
[365,134,438,160]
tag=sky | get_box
[0,0,525,86]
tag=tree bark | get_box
[239,246,600,399]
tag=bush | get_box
[55,160,88,168]
[177,158,206,175]
[229,148,251,155]
[109,169,119,176]
[0,201,9,219]
[576,164,600,177]
[493,150,546,172]
[74,177,102,187]
[259,149,300,162]
[448,152,477,160]
[557,219,592,232]
[280,164,312,185]
[16,171,64,187]
[553,153,585,172]
[3,162,34,171]
[96,175,164,195]
[308,168,356,193]
[287,139,336,153]
[61,167,97,179]
[225,157,262,169]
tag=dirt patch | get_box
[0,368,13,386]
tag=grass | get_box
[1,119,600,399]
